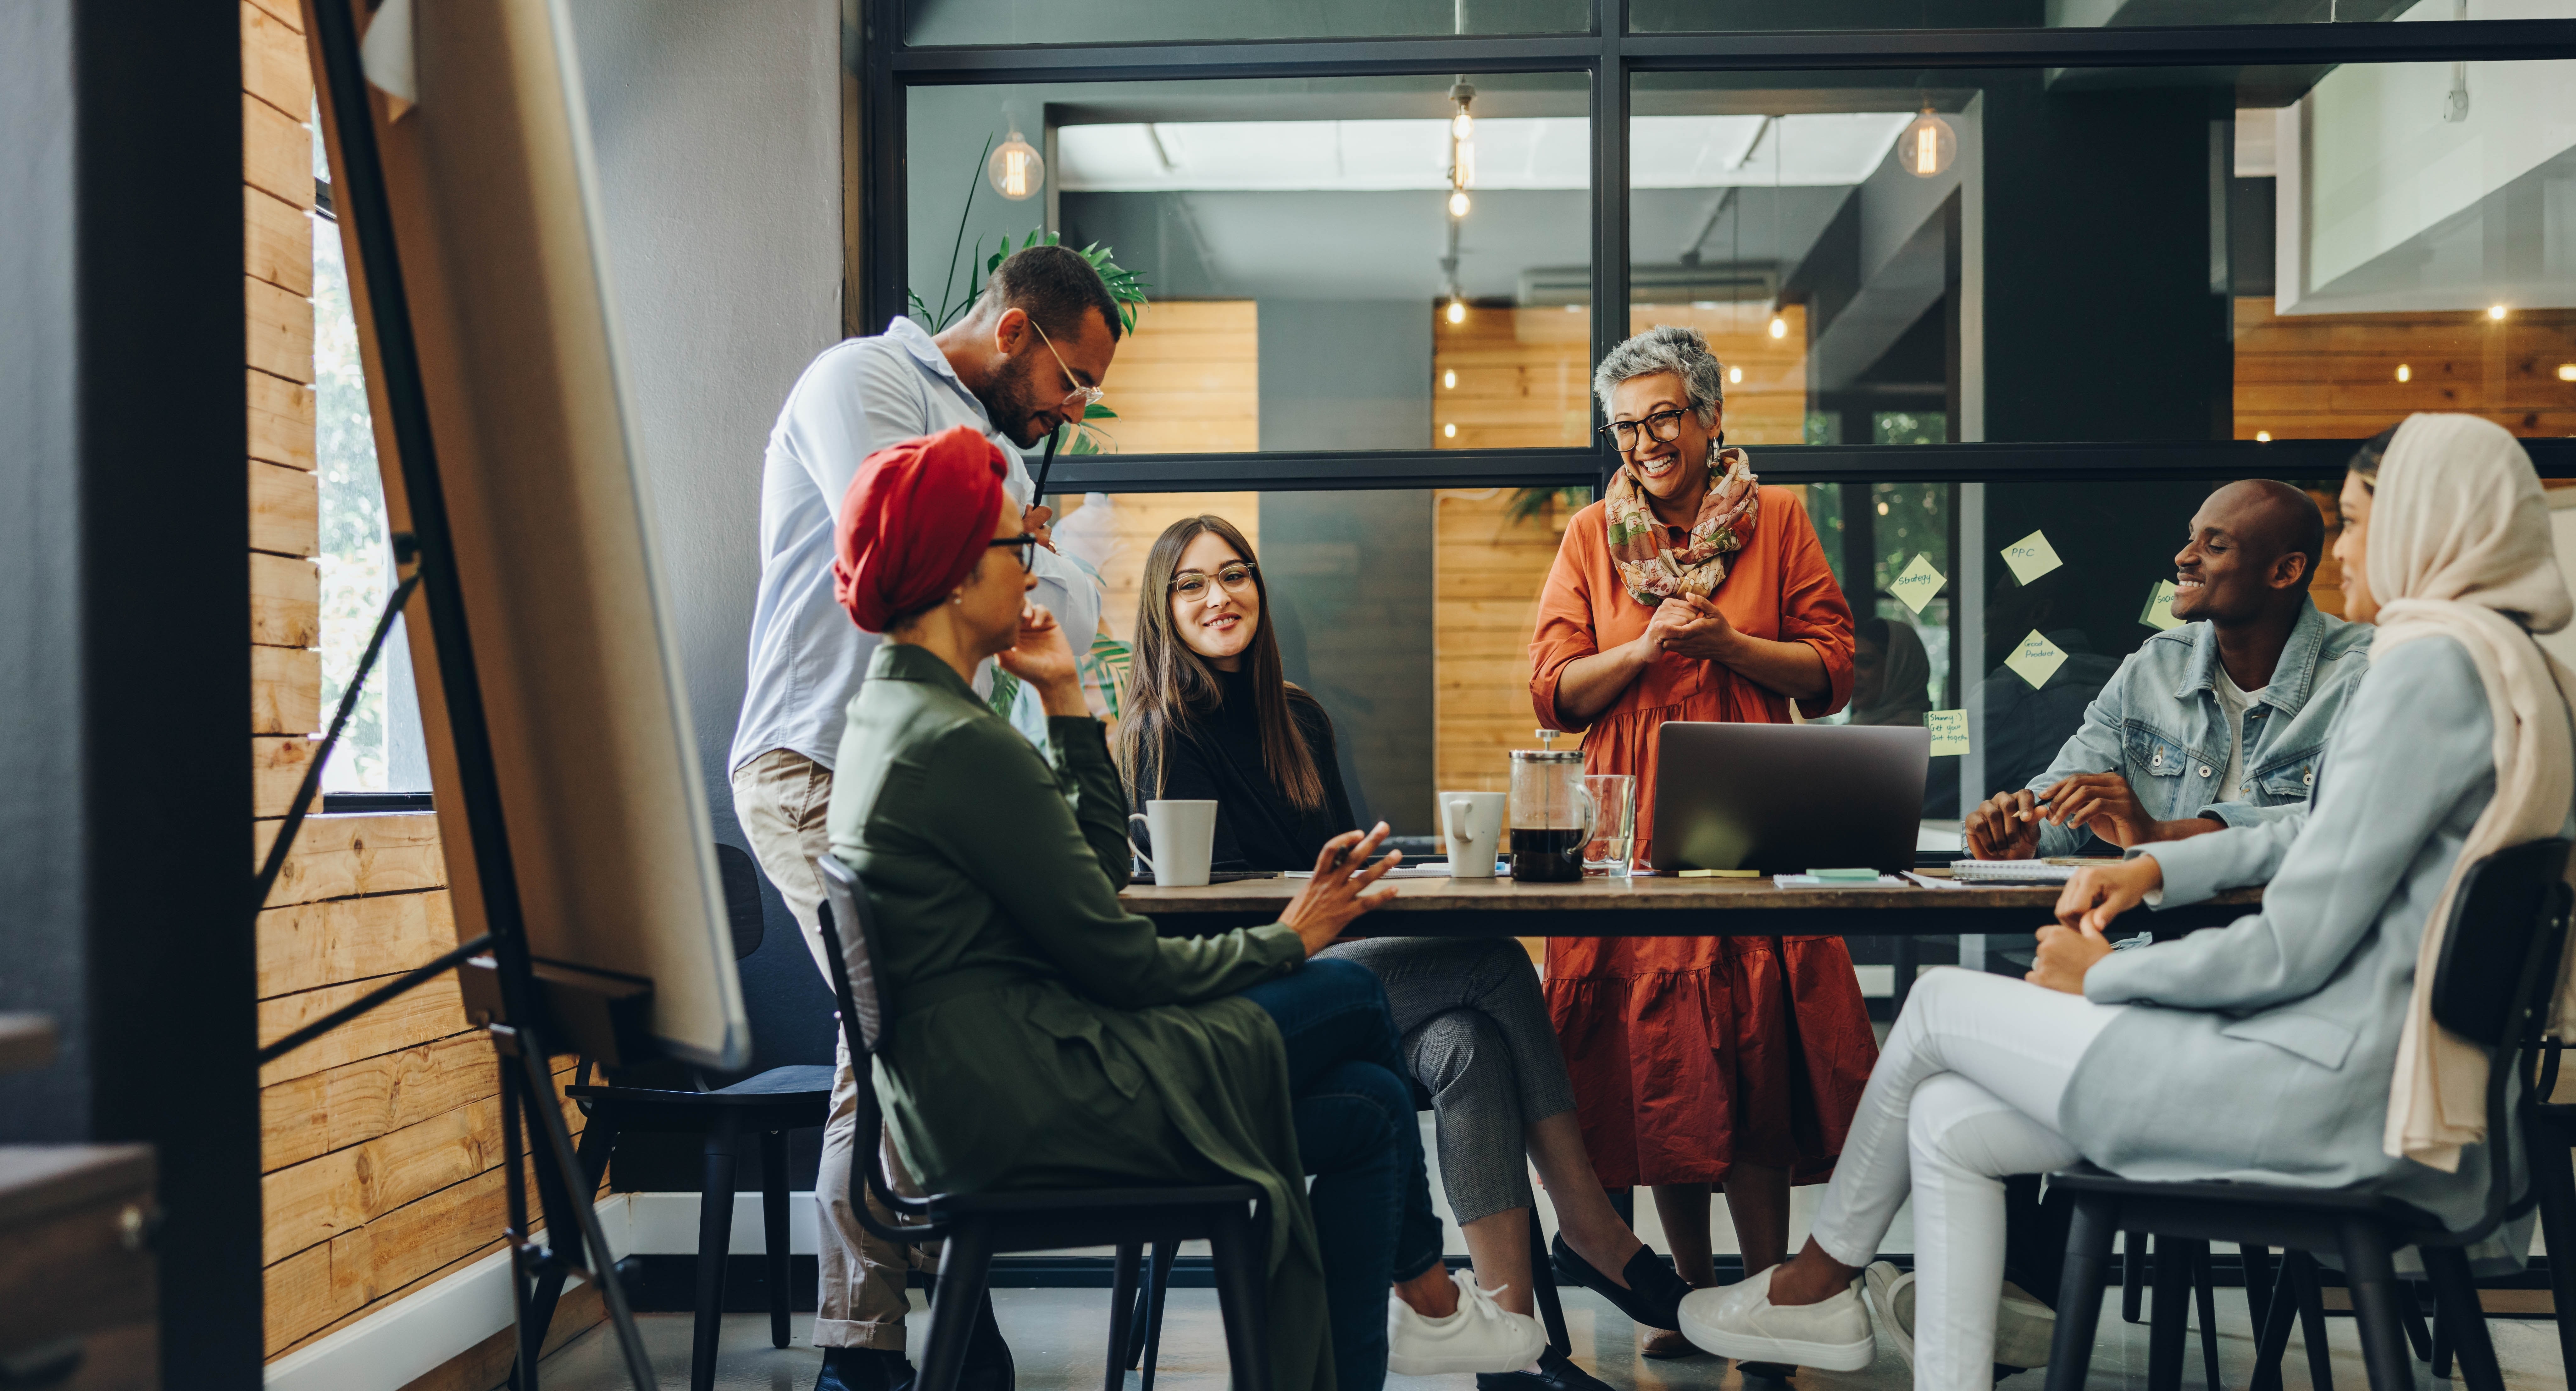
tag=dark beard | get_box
[978,352,1055,449]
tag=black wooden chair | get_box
[812,854,1276,1391]
[537,843,834,1391]
[2040,837,2574,1391]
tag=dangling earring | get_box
[949,592,963,605]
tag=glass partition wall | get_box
[861,1,2576,844]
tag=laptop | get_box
[1652,722,1930,874]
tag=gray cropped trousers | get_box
[1317,936,1579,1226]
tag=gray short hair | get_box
[1592,324,1725,426]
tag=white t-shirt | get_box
[2212,664,2268,803]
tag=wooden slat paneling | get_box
[257,975,468,1088]
[257,890,455,1000]
[251,551,320,648]
[1085,301,1257,461]
[253,736,317,819]
[2232,297,2576,441]
[240,0,314,122]
[249,369,316,471]
[252,812,446,909]
[244,0,301,34]
[244,92,311,211]
[251,460,319,559]
[252,643,321,735]
[262,1081,581,1266]
[248,275,315,385]
[245,187,313,298]
[261,1033,494,1173]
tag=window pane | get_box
[1630,1,2515,32]
[906,75,1589,455]
[1626,60,2576,449]
[1052,485,1592,840]
[905,0,1584,47]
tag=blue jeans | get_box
[1243,958,1446,1391]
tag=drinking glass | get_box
[1582,774,1636,878]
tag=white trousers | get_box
[1808,968,2128,1391]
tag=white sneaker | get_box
[1862,1261,2055,1372]
[1387,1269,1551,1376]
[1676,1273,1874,1373]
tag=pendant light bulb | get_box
[988,129,1045,201]
[1768,315,1788,339]
[1448,189,1472,218]
[1453,110,1474,140]
[1900,108,1957,179]
[1446,298,1467,325]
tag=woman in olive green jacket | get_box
[818,426,1544,1391]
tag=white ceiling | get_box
[1056,112,1915,193]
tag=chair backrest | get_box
[813,854,890,1060]
[715,842,766,962]
[2431,837,2572,1047]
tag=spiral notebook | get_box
[1948,858,2118,884]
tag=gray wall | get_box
[566,0,846,1172]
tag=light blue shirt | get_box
[728,318,1101,775]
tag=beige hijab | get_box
[2371,414,2576,1172]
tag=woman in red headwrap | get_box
[821,426,1545,1391]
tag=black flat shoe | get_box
[1735,1361,1798,1381]
[1476,1349,1615,1391]
[816,1349,918,1391]
[1550,1233,1694,1332]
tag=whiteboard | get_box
[315,0,749,1068]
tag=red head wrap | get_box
[833,424,1010,633]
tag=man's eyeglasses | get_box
[1170,563,1258,601]
[1026,318,1107,411]
[989,535,1041,573]
[1596,407,1692,451]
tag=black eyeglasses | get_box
[988,535,1040,573]
[1596,407,1693,451]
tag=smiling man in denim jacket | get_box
[1966,479,2371,860]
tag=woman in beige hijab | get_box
[1667,413,2576,1391]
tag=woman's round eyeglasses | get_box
[1596,407,1692,451]
[1170,563,1258,601]
[988,535,1041,573]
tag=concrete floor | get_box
[534,1283,2570,1391]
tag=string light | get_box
[1443,369,1457,389]
[1448,190,1472,218]
[2558,364,2576,382]
[1729,366,1743,384]
[2396,364,2411,383]
[1446,298,1466,325]
[2489,304,2510,320]
[987,129,1043,201]
[1768,316,1787,339]
[1444,423,1458,438]
[2256,430,2272,442]
[1447,81,1476,222]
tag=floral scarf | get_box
[1604,445,1760,606]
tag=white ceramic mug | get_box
[1438,791,1508,879]
[1128,800,1218,887]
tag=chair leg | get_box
[760,1131,791,1351]
[2124,1230,2149,1324]
[1137,1239,1176,1391]
[2148,1237,2200,1391]
[2338,1223,2418,1391]
[1530,1207,1571,1360]
[1106,1243,1141,1391]
[919,1225,996,1391]
[2248,1255,2303,1391]
[2419,1292,2444,1371]
[2423,1245,2505,1391]
[692,1129,738,1391]
[2241,1244,2275,1357]
[2043,1196,2117,1391]
[2192,1245,2223,1391]
[2531,1119,2576,1377]
[2288,1254,2334,1391]
[1209,1205,1272,1391]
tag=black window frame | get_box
[856,1,2576,491]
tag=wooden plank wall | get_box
[252,3,594,1376]
[2232,297,2576,441]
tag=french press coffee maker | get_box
[1508,729,1594,883]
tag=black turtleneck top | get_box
[1137,667,1358,872]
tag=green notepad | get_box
[1803,867,1882,881]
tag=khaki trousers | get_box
[731,748,924,1351]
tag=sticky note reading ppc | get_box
[1926,708,1970,756]
[2004,629,2069,689]
[2001,529,2063,585]
[1888,553,1947,614]
[2138,578,2185,631]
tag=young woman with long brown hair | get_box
[1121,515,1696,1391]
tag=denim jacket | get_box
[2025,599,2372,857]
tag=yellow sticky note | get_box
[1926,709,1970,756]
[2138,578,2185,631]
[1888,553,1947,614]
[2001,529,2063,585]
[2004,629,2069,689]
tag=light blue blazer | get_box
[2059,635,2556,1232]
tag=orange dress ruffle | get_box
[1528,486,1877,1187]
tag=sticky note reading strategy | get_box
[2001,529,2063,585]
[1925,709,1970,756]
[2138,578,2185,631]
[2004,629,2069,689]
[1888,553,1947,614]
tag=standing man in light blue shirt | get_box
[728,246,1123,1391]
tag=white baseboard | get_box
[622,1189,821,1256]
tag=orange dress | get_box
[1528,485,1878,1187]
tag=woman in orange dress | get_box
[1528,325,1878,1361]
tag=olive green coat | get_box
[827,643,1330,1391]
